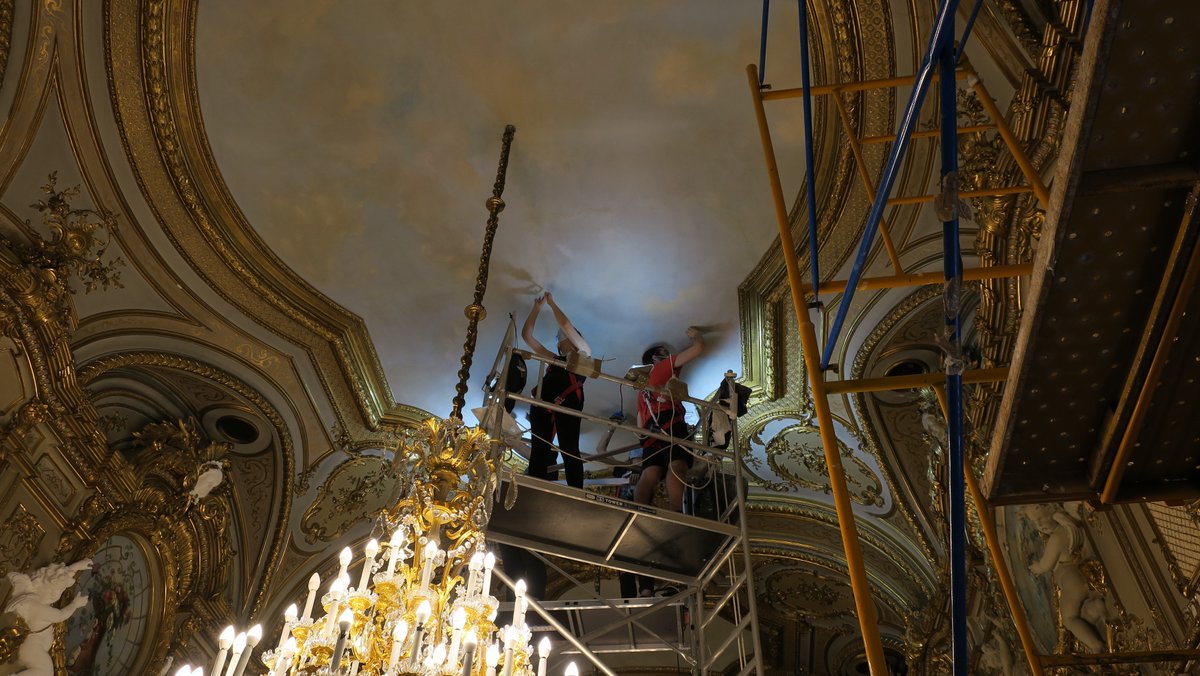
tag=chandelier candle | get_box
[537,637,550,676]
[486,643,501,676]
[211,625,234,675]
[230,624,262,676]
[223,631,246,676]
[359,539,380,591]
[482,552,496,597]
[462,631,478,676]
[387,529,404,575]
[302,573,320,620]
[337,547,353,583]
[274,604,297,653]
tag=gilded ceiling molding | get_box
[77,350,294,619]
[849,285,943,563]
[748,497,935,601]
[749,547,908,623]
[299,454,397,544]
[0,189,127,501]
[991,0,1041,57]
[103,0,429,441]
[0,0,12,91]
[0,504,46,577]
[740,411,886,509]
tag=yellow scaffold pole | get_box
[748,63,889,674]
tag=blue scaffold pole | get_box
[957,0,985,59]
[819,0,961,370]
[797,0,821,300]
[939,22,969,676]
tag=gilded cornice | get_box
[104,0,429,441]
[77,350,293,619]
[747,496,935,600]
[0,260,128,503]
[749,545,907,622]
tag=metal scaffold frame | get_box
[748,0,1200,672]
[748,0,1051,673]
[477,327,765,676]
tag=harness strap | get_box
[641,390,679,438]
[554,373,584,405]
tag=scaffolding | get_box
[748,0,1045,673]
[477,329,765,676]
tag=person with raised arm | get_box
[521,291,592,489]
[634,326,704,511]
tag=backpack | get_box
[502,351,527,413]
[707,378,751,449]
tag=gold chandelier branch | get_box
[452,124,517,420]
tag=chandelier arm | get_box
[451,124,517,420]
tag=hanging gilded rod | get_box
[451,125,515,420]
[748,62,889,675]
[934,386,1045,676]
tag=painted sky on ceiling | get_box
[195,1,810,423]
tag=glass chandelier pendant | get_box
[251,126,542,676]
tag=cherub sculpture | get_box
[188,459,226,507]
[4,559,92,676]
[1021,503,1112,653]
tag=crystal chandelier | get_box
[192,126,577,676]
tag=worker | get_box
[521,291,591,488]
[632,327,704,598]
[634,326,704,511]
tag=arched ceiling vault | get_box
[0,0,1061,670]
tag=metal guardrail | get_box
[478,327,764,676]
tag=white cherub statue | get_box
[5,559,92,676]
[1022,503,1112,653]
[188,459,226,507]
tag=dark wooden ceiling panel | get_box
[984,0,1200,504]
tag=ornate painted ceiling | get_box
[0,0,1130,674]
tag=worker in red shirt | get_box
[634,326,704,512]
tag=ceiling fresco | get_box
[194,0,816,422]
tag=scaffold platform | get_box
[478,328,763,676]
